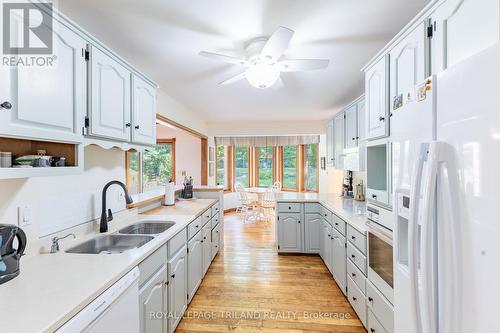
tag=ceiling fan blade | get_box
[271,77,284,90]
[261,26,294,61]
[199,51,248,66]
[278,59,330,72]
[219,72,246,85]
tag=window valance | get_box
[214,135,320,147]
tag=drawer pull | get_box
[351,273,356,277]
[351,254,356,258]
[171,274,175,279]
[201,240,204,243]
[368,297,373,302]
[298,221,301,224]
[352,296,357,301]
[288,206,292,210]
[351,236,356,240]
[335,222,339,226]
[195,225,199,228]
[370,329,375,333]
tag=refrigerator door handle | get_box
[408,142,430,333]
[419,142,440,333]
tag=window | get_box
[234,146,249,187]
[304,144,318,192]
[256,146,273,187]
[282,146,297,190]
[216,145,225,187]
[125,151,140,195]
[142,141,175,192]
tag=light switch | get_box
[18,205,32,227]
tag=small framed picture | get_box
[209,147,215,162]
[321,157,326,170]
[209,162,214,177]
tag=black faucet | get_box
[100,180,133,233]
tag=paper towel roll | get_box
[164,182,176,206]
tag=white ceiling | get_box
[59,0,429,122]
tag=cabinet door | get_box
[345,105,358,148]
[431,0,500,73]
[326,119,335,166]
[132,75,157,145]
[333,113,345,169]
[331,229,347,295]
[357,99,366,143]
[89,46,131,141]
[139,265,167,333]
[390,22,427,113]
[168,247,187,333]
[187,234,203,302]
[321,220,333,273]
[202,224,212,275]
[278,213,302,252]
[365,56,389,140]
[305,213,321,253]
[0,21,86,143]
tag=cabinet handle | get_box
[0,101,12,110]
[352,273,356,277]
[204,236,207,240]
[201,240,204,243]
[298,221,301,224]
[371,329,376,333]
[171,274,175,279]
[351,254,356,258]
[327,234,331,237]
[379,116,385,122]
[125,123,131,127]
[216,230,219,233]
[352,137,355,141]
[372,194,377,199]
[288,206,292,210]
[352,297,357,301]
[135,125,140,129]
[196,225,199,228]
[335,222,339,226]
[368,297,373,302]
[351,236,356,240]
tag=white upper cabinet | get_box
[390,22,427,111]
[430,0,500,73]
[132,75,157,145]
[365,56,389,140]
[326,119,335,166]
[333,112,345,169]
[88,46,131,142]
[357,99,366,143]
[0,20,86,143]
[345,104,358,149]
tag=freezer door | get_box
[436,43,500,333]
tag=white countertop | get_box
[275,192,367,233]
[0,198,217,333]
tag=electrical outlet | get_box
[18,205,32,227]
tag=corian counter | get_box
[275,192,367,233]
[0,198,217,333]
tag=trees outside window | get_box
[257,146,273,187]
[282,146,297,190]
[142,142,174,192]
[234,146,249,187]
[304,144,318,192]
[216,145,225,187]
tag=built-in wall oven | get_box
[366,203,394,304]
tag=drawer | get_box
[168,229,187,258]
[211,202,220,217]
[138,244,167,287]
[347,258,366,294]
[367,281,394,333]
[304,203,321,213]
[211,232,220,259]
[347,276,367,327]
[320,205,332,221]
[188,216,203,239]
[333,215,346,236]
[211,215,220,229]
[368,309,388,333]
[347,225,366,254]
[347,242,367,274]
[277,202,301,213]
[202,208,212,225]
[211,222,221,240]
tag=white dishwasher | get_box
[57,267,140,333]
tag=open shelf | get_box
[0,137,83,179]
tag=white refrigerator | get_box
[393,43,500,333]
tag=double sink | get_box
[66,222,175,254]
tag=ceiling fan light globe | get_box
[246,63,280,89]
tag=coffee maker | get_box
[0,224,27,284]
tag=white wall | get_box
[207,120,325,136]
[156,124,202,185]
[157,90,208,135]
[0,146,126,241]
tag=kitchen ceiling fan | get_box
[199,26,330,89]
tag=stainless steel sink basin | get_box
[66,234,154,254]
[118,222,175,235]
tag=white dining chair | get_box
[272,181,282,192]
[235,183,255,222]
[261,187,276,223]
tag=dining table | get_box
[245,187,269,221]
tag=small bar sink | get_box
[66,235,153,254]
[118,222,175,235]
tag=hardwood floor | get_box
[176,213,366,333]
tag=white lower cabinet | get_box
[277,213,303,253]
[202,223,212,275]
[305,213,321,253]
[139,265,168,333]
[321,219,333,274]
[348,276,367,327]
[211,222,221,260]
[168,246,187,333]
[331,228,347,295]
[187,231,203,303]
[368,309,388,333]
